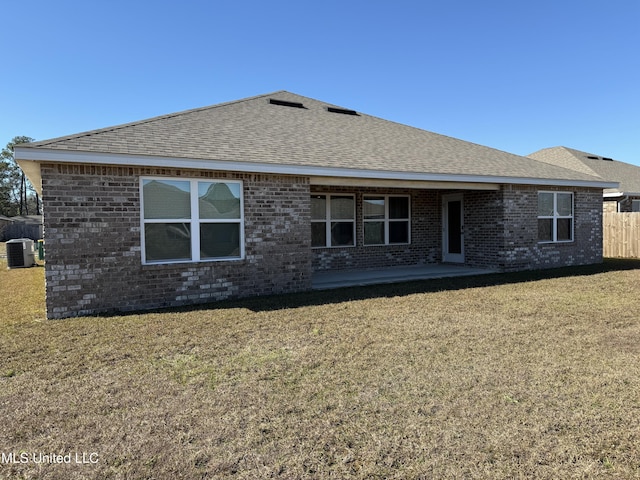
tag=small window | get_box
[632,200,640,212]
[141,178,244,264]
[311,194,355,248]
[364,195,410,245]
[538,192,573,243]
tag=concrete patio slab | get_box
[312,264,499,290]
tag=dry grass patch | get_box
[1,259,640,479]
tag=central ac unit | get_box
[6,239,36,268]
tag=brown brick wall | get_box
[41,164,311,319]
[310,187,440,271]
[41,164,604,319]
[314,186,602,272]
[463,189,505,268]
[465,185,603,271]
[310,186,602,273]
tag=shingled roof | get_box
[529,146,640,195]
[16,91,615,191]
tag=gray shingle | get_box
[21,91,606,183]
[530,146,640,194]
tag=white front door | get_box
[443,194,464,263]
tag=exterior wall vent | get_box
[327,107,359,116]
[269,99,306,109]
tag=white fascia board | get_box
[604,190,640,198]
[13,147,619,189]
[603,191,624,198]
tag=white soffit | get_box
[15,159,43,195]
[310,176,500,190]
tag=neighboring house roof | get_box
[9,215,43,224]
[529,146,640,196]
[15,91,615,193]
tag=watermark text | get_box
[1,452,99,465]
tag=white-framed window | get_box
[140,177,244,264]
[311,194,355,248]
[538,191,573,243]
[363,195,411,245]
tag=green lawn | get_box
[1,256,640,479]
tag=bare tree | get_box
[1,136,37,216]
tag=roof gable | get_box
[529,146,640,194]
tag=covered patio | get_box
[312,264,499,290]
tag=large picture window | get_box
[141,178,244,263]
[538,191,573,243]
[311,194,355,248]
[364,195,410,245]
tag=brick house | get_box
[15,91,616,319]
[529,146,640,213]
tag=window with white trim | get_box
[141,178,244,263]
[363,195,410,245]
[538,191,573,243]
[311,194,355,248]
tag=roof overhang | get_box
[604,191,624,198]
[604,190,640,198]
[15,158,43,195]
[15,147,619,196]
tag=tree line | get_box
[1,136,40,217]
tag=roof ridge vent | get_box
[269,98,306,109]
[327,106,359,116]
[586,156,600,160]
[602,157,614,161]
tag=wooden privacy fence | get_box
[1,222,43,242]
[603,212,640,258]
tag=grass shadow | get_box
[163,258,640,315]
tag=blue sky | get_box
[2,0,639,165]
